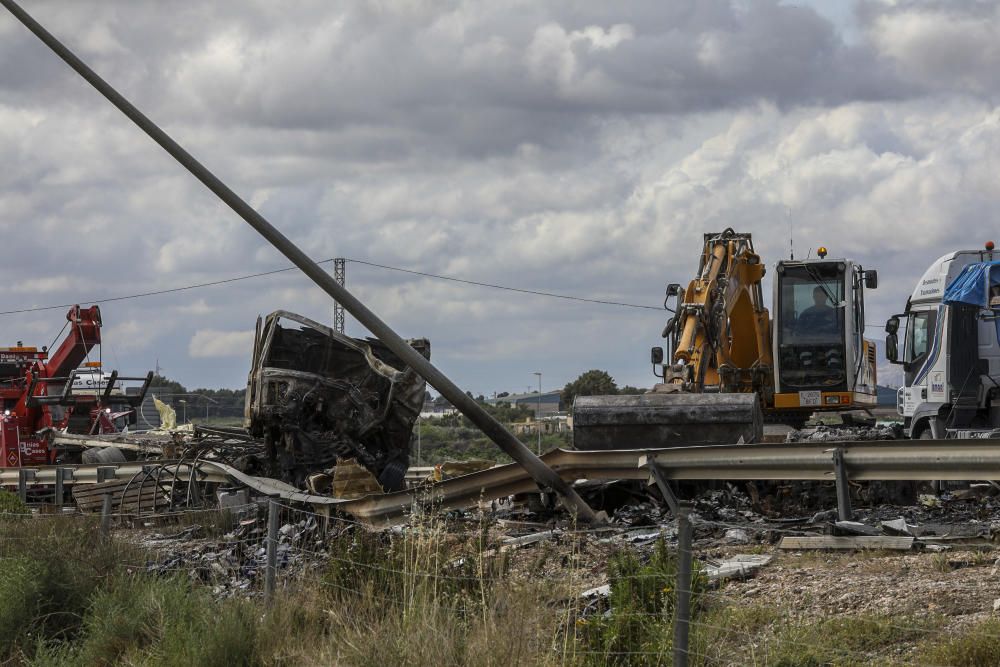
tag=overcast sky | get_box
[1,0,998,394]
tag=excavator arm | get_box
[662,229,772,395]
[574,229,770,449]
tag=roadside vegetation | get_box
[2,496,992,666]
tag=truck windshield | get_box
[904,310,936,367]
[777,263,847,390]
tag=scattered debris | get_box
[881,517,914,536]
[723,528,750,544]
[501,529,559,550]
[785,423,904,442]
[834,521,881,536]
[778,535,915,550]
[140,508,327,598]
[702,554,772,582]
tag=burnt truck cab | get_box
[771,251,879,414]
[886,245,1000,438]
[244,311,429,491]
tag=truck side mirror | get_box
[885,316,899,335]
[886,333,899,364]
[864,270,878,289]
[651,347,664,365]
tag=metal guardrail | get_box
[4,439,1000,525]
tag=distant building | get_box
[421,393,457,418]
[487,390,562,417]
[510,414,571,436]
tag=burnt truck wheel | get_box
[377,460,408,492]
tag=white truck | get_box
[886,242,1000,438]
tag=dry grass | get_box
[7,507,1000,666]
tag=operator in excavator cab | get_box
[798,286,837,333]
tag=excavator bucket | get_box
[572,393,763,450]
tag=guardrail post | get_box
[100,492,113,536]
[17,468,29,502]
[832,448,853,521]
[97,466,115,483]
[54,467,65,506]
[648,462,681,516]
[674,501,693,667]
[265,498,279,600]
[189,470,203,506]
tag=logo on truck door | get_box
[931,371,945,397]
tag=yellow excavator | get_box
[574,229,880,448]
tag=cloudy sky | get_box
[1,0,998,394]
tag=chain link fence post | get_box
[674,501,693,667]
[100,492,113,537]
[265,498,279,600]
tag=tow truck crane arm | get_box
[45,305,101,379]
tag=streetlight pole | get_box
[533,371,542,454]
[416,415,422,466]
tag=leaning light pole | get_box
[1,0,598,522]
[533,371,542,454]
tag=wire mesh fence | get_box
[2,493,999,665]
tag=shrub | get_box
[0,489,28,515]
[31,576,259,667]
[918,618,1000,667]
[576,539,706,666]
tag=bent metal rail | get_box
[3,439,1000,525]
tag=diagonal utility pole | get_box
[1,0,599,523]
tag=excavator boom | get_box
[575,229,772,448]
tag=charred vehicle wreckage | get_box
[244,311,429,492]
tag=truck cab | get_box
[886,245,1000,438]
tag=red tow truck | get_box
[0,305,152,467]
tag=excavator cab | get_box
[771,251,879,415]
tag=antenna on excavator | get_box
[787,208,793,260]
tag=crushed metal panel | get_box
[245,311,428,492]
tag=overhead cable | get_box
[0,257,662,315]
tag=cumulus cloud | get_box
[0,0,998,392]
[188,329,256,358]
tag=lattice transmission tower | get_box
[333,257,346,333]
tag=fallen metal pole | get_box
[0,0,598,523]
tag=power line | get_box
[0,263,322,316]
[0,257,663,316]
[346,259,663,310]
